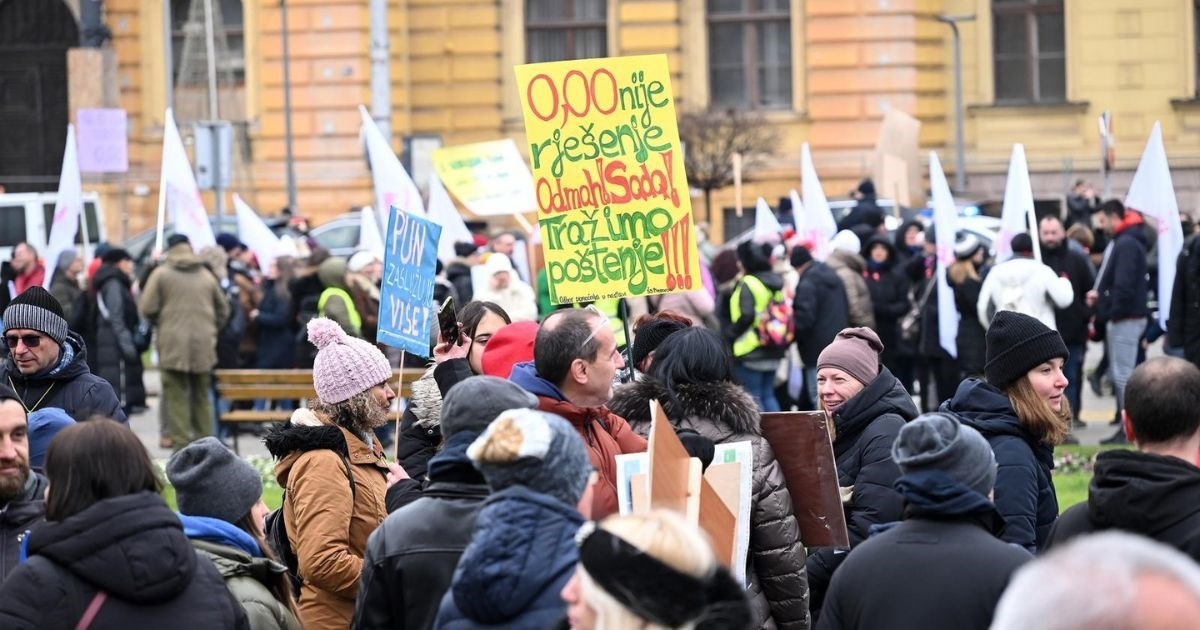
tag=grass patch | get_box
[162,484,283,512]
[158,455,283,512]
[1052,444,1130,514]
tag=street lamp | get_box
[281,0,298,212]
[935,14,975,194]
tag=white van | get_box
[0,192,106,262]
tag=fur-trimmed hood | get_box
[608,378,762,441]
[408,365,443,429]
[265,408,388,489]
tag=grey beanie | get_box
[440,375,539,439]
[468,409,591,506]
[167,437,263,523]
[3,286,69,345]
[892,412,998,497]
[55,250,78,273]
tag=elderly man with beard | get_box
[0,385,46,582]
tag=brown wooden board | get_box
[760,411,850,548]
[698,474,736,569]
[648,400,694,515]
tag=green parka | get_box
[193,540,302,630]
[139,243,230,373]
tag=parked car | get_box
[0,191,106,261]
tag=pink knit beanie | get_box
[308,318,393,404]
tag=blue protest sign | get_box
[377,207,442,357]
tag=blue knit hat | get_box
[27,408,75,471]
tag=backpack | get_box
[994,279,1025,319]
[747,277,794,350]
[265,451,357,596]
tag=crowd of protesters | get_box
[1,181,1200,629]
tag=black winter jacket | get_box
[941,379,1058,552]
[950,273,986,377]
[1168,236,1200,364]
[905,255,950,359]
[1096,224,1150,322]
[1048,450,1200,561]
[355,432,489,630]
[723,271,789,362]
[85,264,141,407]
[444,262,474,305]
[0,491,249,629]
[806,367,917,618]
[863,236,910,366]
[0,332,126,423]
[793,262,850,366]
[1041,244,1096,346]
[609,379,810,630]
[817,515,1030,630]
[0,471,47,583]
[255,281,297,369]
[396,358,474,486]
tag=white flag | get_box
[801,143,838,261]
[233,194,283,272]
[358,105,424,224]
[996,144,1040,263]
[754,197,784,241]
[930,151,959,359]
[427,170,474,263]
[157,108,215,251]
[358,206,385,260]
[44,125,84,289]
[1126,121,1184,329]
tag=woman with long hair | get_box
[948,235,987,379]
[397,300,512,483]
[254,256,298,370]
[0,419,248,628]
[560,511,752,630]
[167,437,301,630]
[607,327,809,629]
[942,310,1070,552]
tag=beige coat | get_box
[138,244,230,373]
[268,410,389,630]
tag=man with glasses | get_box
[1,287,124,423]
[509,307,646,519]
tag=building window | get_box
[526,0,607,63]
[171,0,245,84]
[992,0,1065,104]
[707,0,792,109]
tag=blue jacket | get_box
[1096,224,1149,322]
[433,486,582,629]
[941,379,1057,552]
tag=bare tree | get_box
[678,108,777,223]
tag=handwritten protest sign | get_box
[514,54,701,304]
[432,139,537,217]
[377,207,442,357]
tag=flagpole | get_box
[154,110,171,256]
[394,351,405,462]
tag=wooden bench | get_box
[214,368,424,452]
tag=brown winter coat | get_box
[826,250,876,330]
[609,379,810,630]
[139,243,230,373]
[265,410,389,630]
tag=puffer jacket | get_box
[139,243,230,373]
[265,409,390,630]
[355,431,490,630]
[976,256,1073,329]
[0,492,249,629]
[825,250,875,330]
[509,361,647,520]
[806,367,917,619]
[941,379,1057,552]
[434,486,582,629]
[0,471,47,583]
[609,379,810,630]
[0,332,126,423]
[86,263,141,407]
[179,514,301,630]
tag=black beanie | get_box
[985,311,1068,388]
[3,286,69,345]
[632,318,688,368]
[101,248,132,264]
[790,244,813,268]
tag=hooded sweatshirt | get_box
[0,492,248,629]
[1048,450,1200,561]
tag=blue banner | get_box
[377,207,442,357]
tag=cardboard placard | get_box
[377,207,442,357]
[759,411,850,548]
[648,401,695,516]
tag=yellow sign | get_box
[431,139,537,217]
[514,54,701,304]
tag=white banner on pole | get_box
[358,206,385,260]
[1126,121,1184,329]
[158,108,216,250]
[359,105,424,224]
[930,151,959,359]
[44,124,84,289]
[754,197,784,241]
[233,194,283,272]
[427,170,474,263]
[800,143,837,261]
[996,144,1038,263]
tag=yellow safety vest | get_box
[730,276,773,357]
[318,287,362,334]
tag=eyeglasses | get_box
[580,305,610,349]
[4,334,43,349]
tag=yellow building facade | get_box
[9,0,1199,240]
